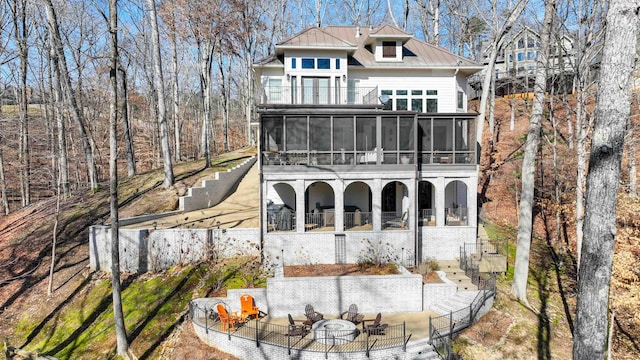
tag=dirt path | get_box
[129,163,260,230]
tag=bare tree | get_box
[475,0,528,142]
[569,0,606,267]
[108,0,129,356]
[43,0,98,190]
[574,0,639,358]
[146,0,174,188]
[511,0,555,302]
[415,0,441,44]
[9,0,30,206]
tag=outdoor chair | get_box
[239,294,262,320]
[304,304,324,326]
[216,303,242,331]
[287,314,310,337]
[363,313,388,336]
[385,212,407,228]
[340,304,364,325]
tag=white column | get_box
[435,177,446,227]
[372,179,382,231]
[296,180,306,233]
[334,180,345,231]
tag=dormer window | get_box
[382,41,396,58]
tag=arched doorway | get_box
[418,181,435,226]
[267,183,296,232]
[445,180,468,226]
[382,181,409,229]
[344,181,372,230]
[305,181,335,231]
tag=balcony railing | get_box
[445,207,468,226]
[344,211,372,230]
[419,208,436,226]
[261,86,379,105]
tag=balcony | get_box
[260,86,379,105]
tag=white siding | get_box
[350,69,458,112]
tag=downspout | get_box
[414,113,419,266]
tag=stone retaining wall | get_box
[89,226,259,272]
[180,157,256,212]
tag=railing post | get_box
[366,332,370,357]
[288,331,291,355]
[428,316,432,344]
[205,308,208,334]
[403,321,406,352]
[449,311,453,343]
[469,303,473,326]
[228,321,231,341]
[255,319,259,347]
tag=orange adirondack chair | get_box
[240,294,260,320]
[217,303,240,331]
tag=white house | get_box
[253,24,483,266]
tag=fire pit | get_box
[312,319,357,345]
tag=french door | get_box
[302,77,330,104]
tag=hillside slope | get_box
[0,148,254,359]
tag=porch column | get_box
[434,177,446,227]
[333,180,345,231]
[295,180,306,233]
[467,175,478,227]
[372,178,382,231]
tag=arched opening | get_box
[418,181,435,226]
[344,181,372,230]
[305,181,335,231]
[445,180,468,226]
[382,181,409,230]
[267,183,296,232]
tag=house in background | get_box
[470,26,576,98]
[253,24,483,266]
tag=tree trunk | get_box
[50,44,70,195]
[43,0,98,190]
[11,0,30,207]
[118,65,136,177]
[170,18,181,162]
[199,40,214,167]
[573,1,639,358]
[511,0,555,302]
[0,149,8,215]
[627,116,637,196]
[108,0,129,357]
[147,0,174,188]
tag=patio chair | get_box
[340,304,364,325]
[286,314,310,337]
[240,294,262,320]
[304,304,324,326]
[385,212,407,228]
[216,303,241,331]
[363,313,388,336]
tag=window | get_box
[427,99,438,112]
[527,51,535,60]
[269,78,282,102]
[412,90,423,96]
[508,54,513,62]
[527,37,535,48]
[291,58,297,69]
[396,90,408,110]
[302,58,314,69]
[426,90,437,96]
[517,52,524,61]
[412,98,423,112]
[517,38,524,49]
[317,58,330,69]
[291,76,297,103]
[335,58,340,69]
[383,41,396,58]
[457,91,464,109]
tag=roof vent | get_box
[356,26,361,38]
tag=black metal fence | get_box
[428,238,504,359]
[189,302,411,357]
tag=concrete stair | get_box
[438,260,477,291]
[404,338,440,360]
[429,290,481,319]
